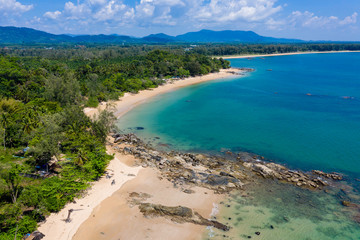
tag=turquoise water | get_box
[117,53,360,239]
[204,179,360,240]
[117,53,360,176]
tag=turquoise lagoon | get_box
[117,53,360,239]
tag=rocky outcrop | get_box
[312,170,343,180]
[242,161,332,189]
[111,133,343,192]
[138,203,229,231]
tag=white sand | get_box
[72,167,222,240]
[38,151,141,240]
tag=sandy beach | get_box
[37,149,142,240]
[220,50,360,59]
[84,68,239,118]
[38,68,237,240]
[72,167,222,240]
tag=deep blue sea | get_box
[118,52,360,177]
[117,53,360,239]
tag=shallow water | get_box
[204,179,360,240]
[116,53,360,239]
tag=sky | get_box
[0,0,359,41]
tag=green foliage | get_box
[91,109,116,144]
[189,43,360,56]
[43,73,81,106]
[0,164,25,203]
[86,96,99,108]
[27,113,66,165]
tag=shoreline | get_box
[219,50,360,59]
[39,69,238,240]
[84,68,239,118]
[37,148,142,240]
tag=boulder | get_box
[138,203,229,231]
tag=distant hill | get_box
[175,29,302,43]
[0,26,71,43]
[0,26,137,44]
[141,33,176,43]
[0,26,302,44]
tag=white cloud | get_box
[340,12,357,25]
[135,0,184,21]
[36,0,285,31]
[44,10,62,20]
[152,6,176,25]
[290,11,358,28]
[265,17,285,30]
[0,0,33,15]
[30,0,359,38]
[135,2,155,17]
[93,1,127,21]
[43,0,134,24]
[64,1,91,20]
[189,0,282,23]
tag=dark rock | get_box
[312,170,343,180]
[220,171,235,178]
[135,127,145,130]
[138,203,229,231]
[25,231,45,240]
[341,200,360,208]
[255,232,260,235]
[183,189,195,194]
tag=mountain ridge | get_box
[0,26,303,44]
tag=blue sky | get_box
[0,0,359,41]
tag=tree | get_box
[91,107,116,144]
[0,112,8,150]
[1,164,24,203]
[0,99,22,150]
[28,113,66,165]
[43,73,81,106]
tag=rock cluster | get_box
[242,162,331,189]
[111,133,342,192]
[312,170,343,180]
[138,203,229,231]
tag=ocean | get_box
[116,53,360,239]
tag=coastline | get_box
[220,50,360,59]
[37,149,142,240]
[84,68,239,118]
[39,69,238,240]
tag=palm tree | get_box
[0,112,8,150]
[22,108,39,134]
[74,148,88,166]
